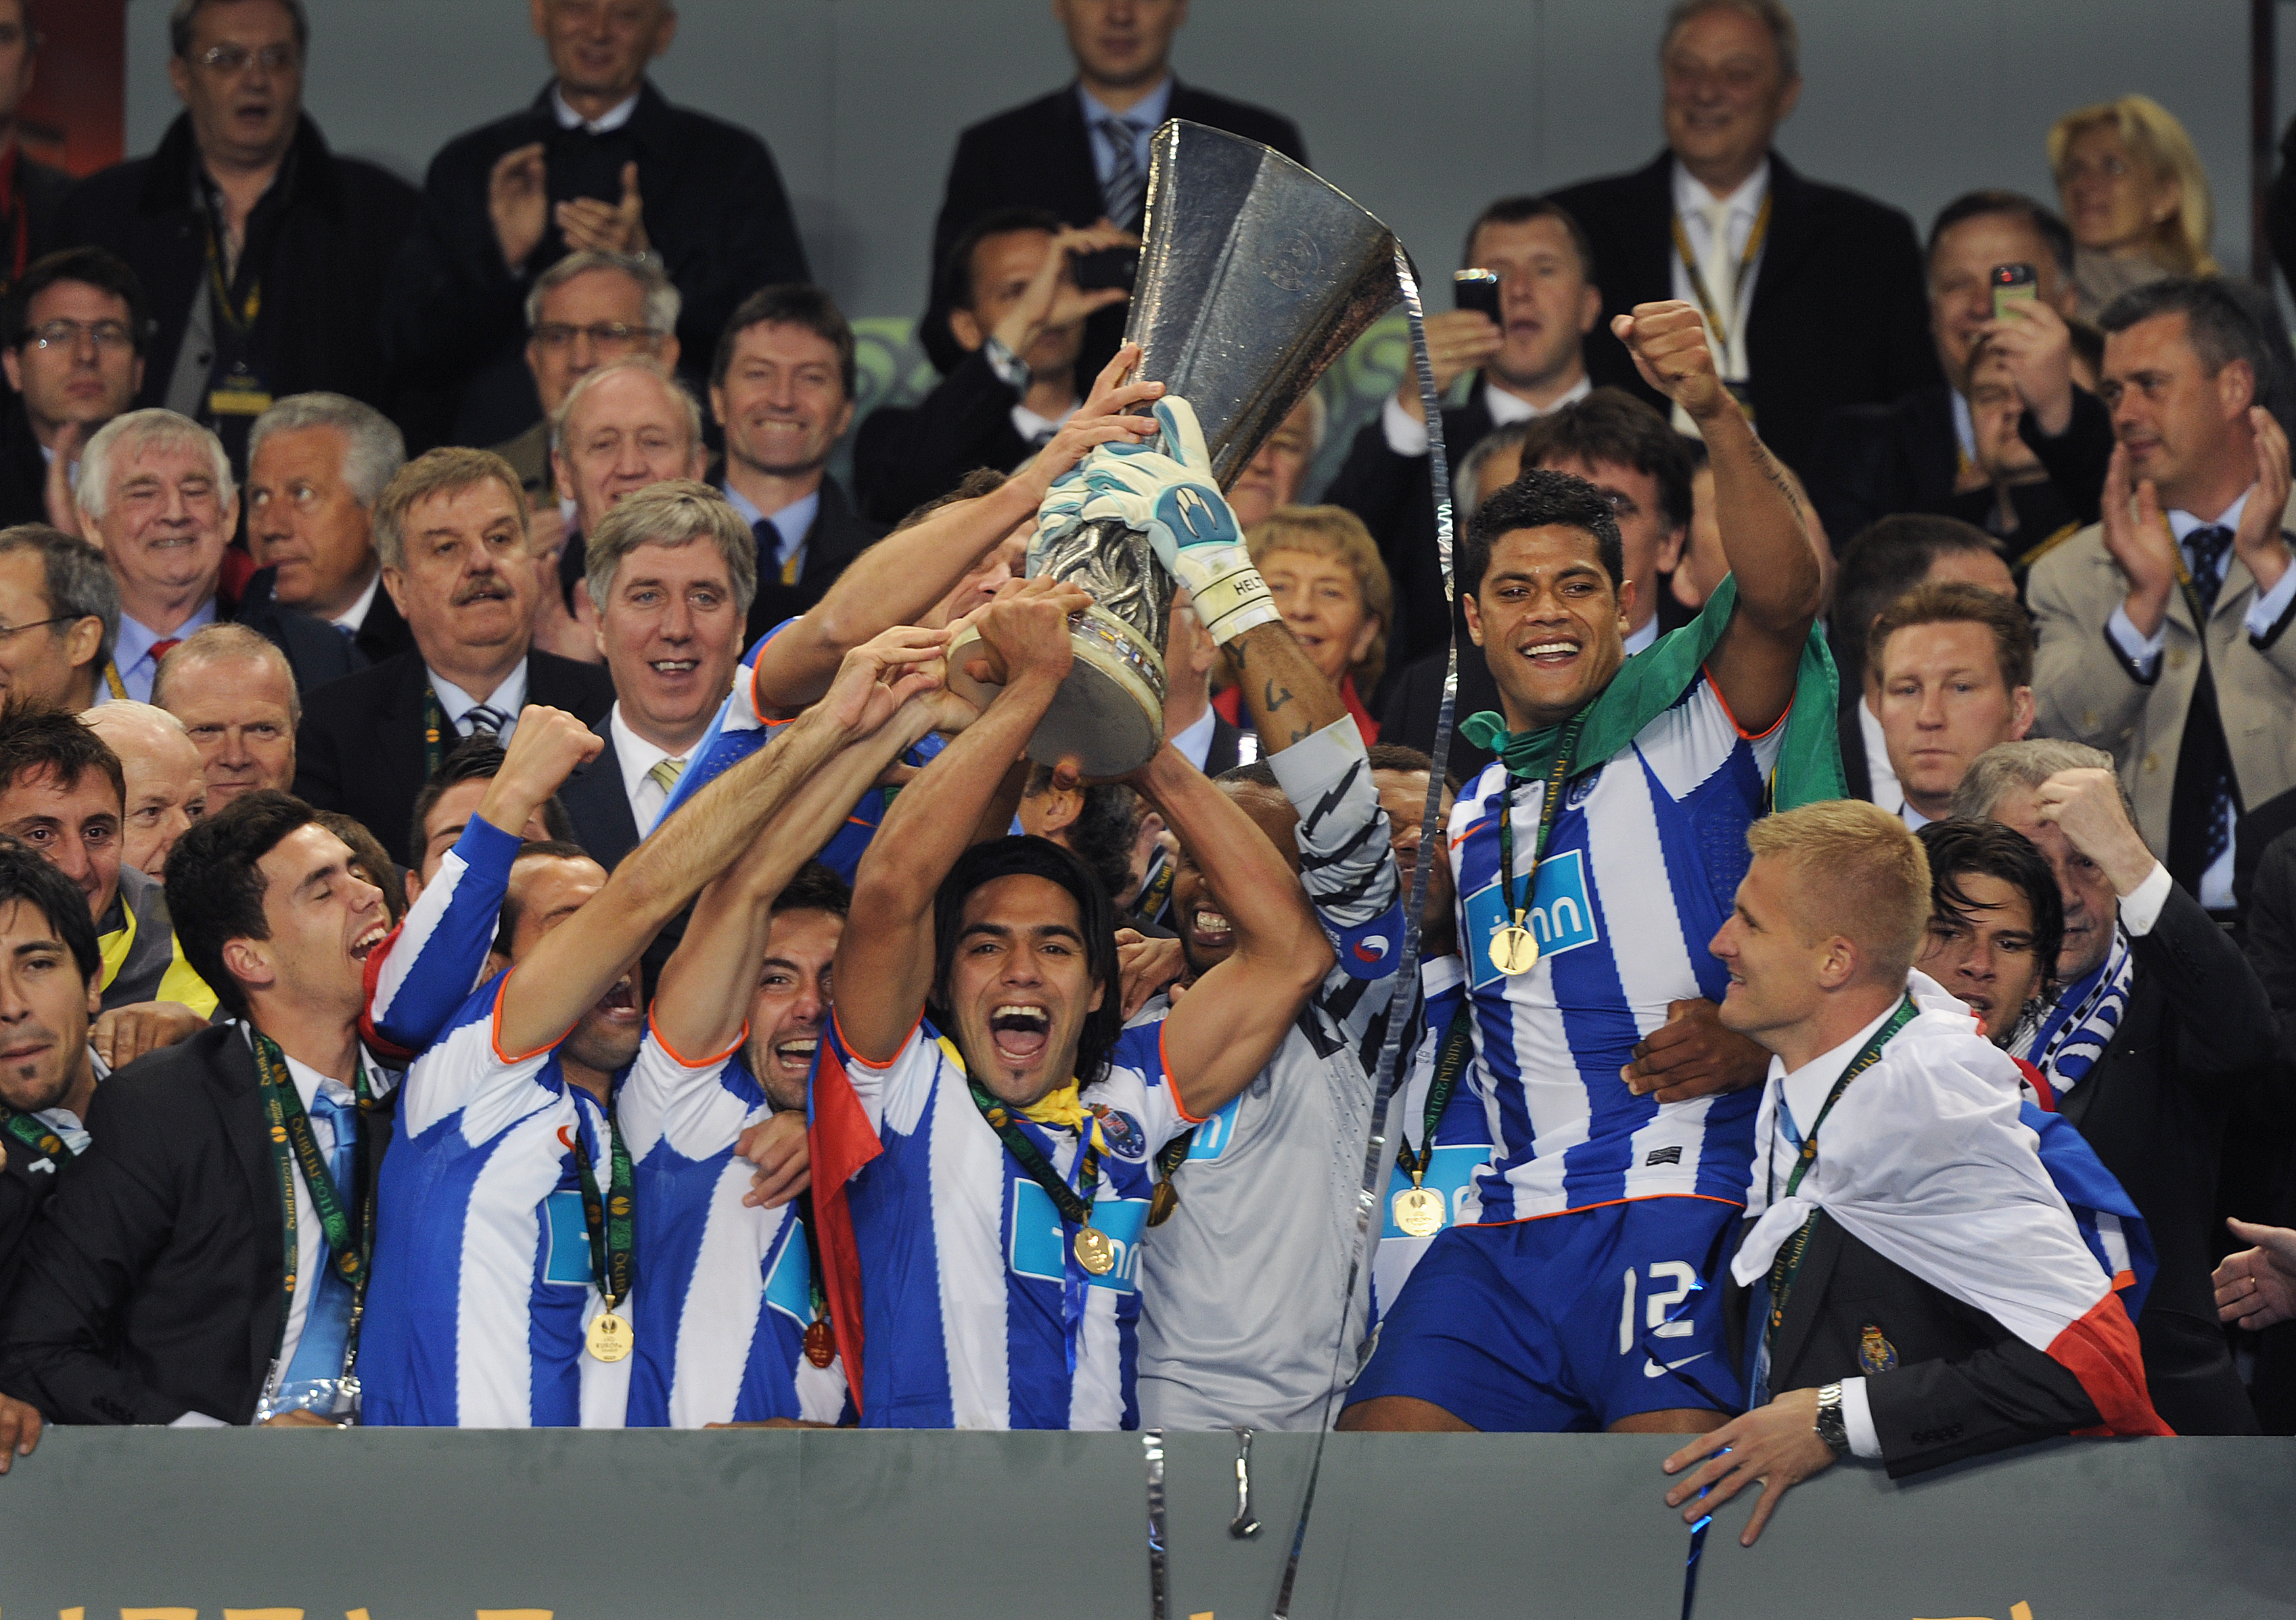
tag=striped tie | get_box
[647,757,685,796]
[1097,117,1144,232]
[463,704,511,738]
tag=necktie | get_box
[149,637,181,667]
[463,703,511,738]
[1698,198,1741,374]
[1098,116,1144,232]
[646,757,685,797]
[754,516,802,587]
[2186,524,2232,614]
[277,1089,357,1401]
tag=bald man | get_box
[81,701,204,878]
[152,623,300,813]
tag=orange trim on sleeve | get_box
[1161,1019,1212,1125]
[646,1005,747,1069]
[1701,662,1789,742]
[829,1005,921,1073]
[489,973,573,1065]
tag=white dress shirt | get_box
[1078,78,1173,193]
[1380,372,1593,459]
[331,571,382,635]
[1669,158,1771,386]
[1858,696,1902,811]
[610,702,683,834]
[551,85,639,135]
[430,662,530,745]
[1170,703,1218,771]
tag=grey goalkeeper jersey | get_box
[1136,718,1411,1430]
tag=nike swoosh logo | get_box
[1645,1351,1710,1379]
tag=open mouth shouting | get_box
[593,974,642,1026]
[988,1002,1051,1068]
[348,922,388,964]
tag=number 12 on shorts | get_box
[1620,1261,1699,1360]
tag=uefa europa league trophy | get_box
[950,121,1400,776]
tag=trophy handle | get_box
[945,604,1168,779]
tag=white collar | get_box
[609,701,683,803]
[331,570,382,633]
[1672,156,1772,218]
[1484,370,1591,426]
[429,660,528,724]
[1169,702,1218,769]
[1078,77,1173,133]
[2168,486,2254,541]
[1773,995,1904,1141]
[551,85,640,135]
[1622,615,1659,656]
[237,1021,394,1108]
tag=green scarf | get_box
[1457,574,1843,809]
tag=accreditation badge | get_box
[208,361,273,418]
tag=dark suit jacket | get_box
[2054,882,2276,1435]
[852,349,1036,526]
[293,647,615,868]
[1323,382,1498,669]
[919,79,1308,378]
[559,711,642,874]
[0,1127,66,1312]
[1807,384,2094,559]
[1725,1212,2100,1478]
[12,150,70,279]
[1201,713,1245,778]
[233,565,415,695]
[741,476,886,652]
[0,1026,393,1426]
[384,80,808,448]
[1546,151,1939,474]
[51,115,421,471]
[0,399,49,526]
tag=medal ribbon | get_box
[1393,997,1475,1187]
[795,1188,835,1367]
[0,1103,74,1168]
[250,1031,375,1374]
[200,199,262,338]
[422,684,450,782]
[567,1100,636,1313]
[1757,996,1917,1385]
[965,1077,1105,1378]
[1668,191,1772,357]
[1492,710,1589,949]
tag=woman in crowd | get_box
[1220,505,1393,743]
[2049,95,2217,319]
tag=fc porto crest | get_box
[1090,1103,1149,1161]
[1858,1322,1898,1374]
[1565,763,1604,809]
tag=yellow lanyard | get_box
[1669,191,1773,353]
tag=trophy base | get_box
[946,605,1168,779]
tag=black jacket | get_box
[0,398,49,527]
[2052,881,2276,1435]
[852,349,1036,526]
[10,150,70,284]
[1323,382,1498,669]
[1546,151,1939,474]
[558,711,642,876]
[0,1026,393,1426]
[384,81,808,448]
[232,564,415,696]
[1726,1212,2100,1478]
[293,647,614,868]
[0,1117,70,1311]
[50,115,421,472]
[920,80,1308,378]
[1807,384,2096,561]
[739,475,886,652]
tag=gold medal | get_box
[1392,1184,1446,1238]
[1074,1226,1116,1275]
[1489,923,1539,976]
[1147,1179,1179,1228]
[586,1309,635,1363]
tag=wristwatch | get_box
[1813,1382,1850,1457]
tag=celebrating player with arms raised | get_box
[1344,301,1839,1435]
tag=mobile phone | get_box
[1072,245,1139,292]
[1991,263,2038,320]
[1454,269,1502,323]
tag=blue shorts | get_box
[1344,1196,1743,1431]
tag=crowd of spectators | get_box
[0,0,2288,1521]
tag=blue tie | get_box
[277,1089,358,1405]
[2186,524,2232,614]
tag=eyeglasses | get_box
[0,616,71,642]
[23,319,135,354]
[193,43,300,75]
[531,322,661,353]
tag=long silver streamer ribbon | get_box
[1144,1428,1168,1620]
[1266,244,1463,1620]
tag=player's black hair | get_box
[1460,467,1626,600]
[933,835,1122,1090]
[1915,818,2063,1003]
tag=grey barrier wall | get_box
[0,1429,2289,1617]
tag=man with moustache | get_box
[81,702,203,878]
[710,286,883,650]
[1954,740,2276,1434]
[294,447,613,868]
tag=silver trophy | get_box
[952,120,1400,777]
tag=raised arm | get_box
[654,696,938,1062]
[497,628,948,1058]
[837,579,1089,1063]
[1138,744,1333,1118]
[1226,616,1348,750]
[1613,302,1822,734]
[748,347,1162,715]
[365,706,599,1056]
